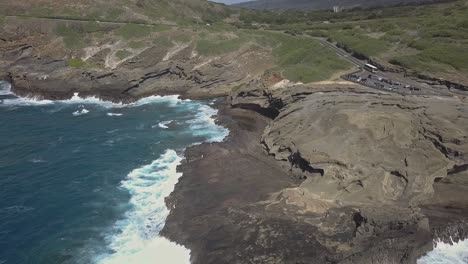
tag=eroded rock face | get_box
[0,25,273,101]
[263,90,467,205]
[228,84,468,263]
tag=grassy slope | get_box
[0,0,232,25]
[0,0,353,84]
[237,1,468,84]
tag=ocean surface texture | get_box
[0,81,227,264]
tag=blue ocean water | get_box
[1,81,467,264]
[0,81,227,264]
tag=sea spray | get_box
[0,92,184,108]
[0,80,229,263]
[0,81,12,95]
[96,150,191,264]
[418,239,468,264]
[96,104,229,263]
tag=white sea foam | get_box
[95,102,229,264]
[418,239,468,264]
[157,120,173,129]
[0,90,185,108]
[107,113,123,117]
[29,158,46,164]
[73,108,90,116]
[188,104,229,143]
[96,150,190,264]
[0,81,12,95]
[1,82,229,263]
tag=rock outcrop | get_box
[224,82,468,263]
[0,21,273,102]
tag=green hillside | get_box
[0,0,233,25]
[237,0,468,85]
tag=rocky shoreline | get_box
[3,73,468,263]
[2,19,468,264]
[161,80,468,263]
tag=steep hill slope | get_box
[0,0,232,24]
[235,0,448,10]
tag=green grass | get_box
[238,0,468,81]
[391,43,468,73]
[153,36,174,48]
[171,32,192,43]
[128,41,146,49]
[252,31,351,83]
[116,24,153,39]
[116,50,132,60]
[55,24,87,49]
[67,58,87,68]
[196,35,248,56]
[106,8,124,20]
[329,32,391,58]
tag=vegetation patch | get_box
[238,0,468,81]
[116,50,132,60]
[252,31,351,83]
[196,34,248,56]
[116,24,153,40]
[171,32,192,43]
[128,41,146,49]
[153,36,173,48]
[67,58,95,69]
[106,8,124,20]
[55,25,87,50]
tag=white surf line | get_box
[95,101,228,264]
[96,150,191,264]
[0,81,12,95]
[0,90,184,108]
[417,239,468,264]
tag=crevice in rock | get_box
[232,103,279,119]
[288,151,324,176]
[421,127,461,160]
[447,164,468,175]
[352,211,367,236]
[390,170,409,183]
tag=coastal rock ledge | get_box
[163,82,468,264]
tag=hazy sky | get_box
[210,0,250,4]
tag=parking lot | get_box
[343,70,426,95]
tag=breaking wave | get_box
[418,239,468,264]
[158,120,173,129]
[96,150,190,264]
[187,105,228,143]
[0,90,185,108]
[73,108,90,116]
[0,81,12,95]
[107,113,123,117]
[1,81,229,264]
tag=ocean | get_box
[0,80,467,264]
[0,81,227,264]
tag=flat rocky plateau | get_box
[1,20,468,264]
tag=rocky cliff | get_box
[214,80,468,263]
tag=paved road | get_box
[308,36,451,96]
[312,37,366,68]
